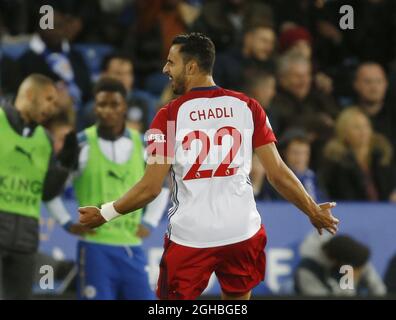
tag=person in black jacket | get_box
[0,74,88,299]
[353,62,396,151]
[320,107,396,202]
[17,3,91,129]
[213,22,276,91]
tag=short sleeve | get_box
[145,107,175,158]
[249,99,277,149]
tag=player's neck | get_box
[186,74,216,92]
[98,123,125,141]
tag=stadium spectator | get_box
[353,62,396,150]
[214,22,276,90]
[257,129,324,202]
[278,25,333,96]
[123,0,199,94]
[272,53,340,169]
[0,0,30,35]
[191,0,273,53]
[243,71,277,132]
[295,233,387,296]
[320,107,396,202]
[279,26,313,59]
[318,0,396,68]
[71,0,136,47]
[84,53,157,132]
[273,53,339,136]
[272,0,322,32]
[17,4,92,116]
[315,0,396,100]
[245,72,277,197]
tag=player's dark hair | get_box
[101,52,133,72]
[93,77,127,99]
[322,235,370,268]
[172,33,215,74]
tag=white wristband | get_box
[100,201,122,221]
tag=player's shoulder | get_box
[220,88,263,112]
[158,97,184,121]
[159,87,262,118]
[220,88,250,102]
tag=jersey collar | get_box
[190,85,219,92]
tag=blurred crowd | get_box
[1,0,396,203]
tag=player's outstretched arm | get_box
[45,196,95,236]
[79,156,171,228]
[254,143,339,235]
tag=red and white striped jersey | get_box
[147,86,276,248]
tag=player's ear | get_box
[186,60,197,75]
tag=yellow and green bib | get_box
[0,108,51,219]
[73,126,145,246]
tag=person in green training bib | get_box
[0,74,89,300]
[54,78,169,299]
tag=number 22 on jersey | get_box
[182,126,242,180]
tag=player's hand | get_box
[79,206,106,229]
[136,224,151,238]
[67,223,96,236]
[309,202,339,235]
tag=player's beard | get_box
[172,71,187,95]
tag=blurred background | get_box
[0,0,395,299]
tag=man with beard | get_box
[79,33,339,300]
